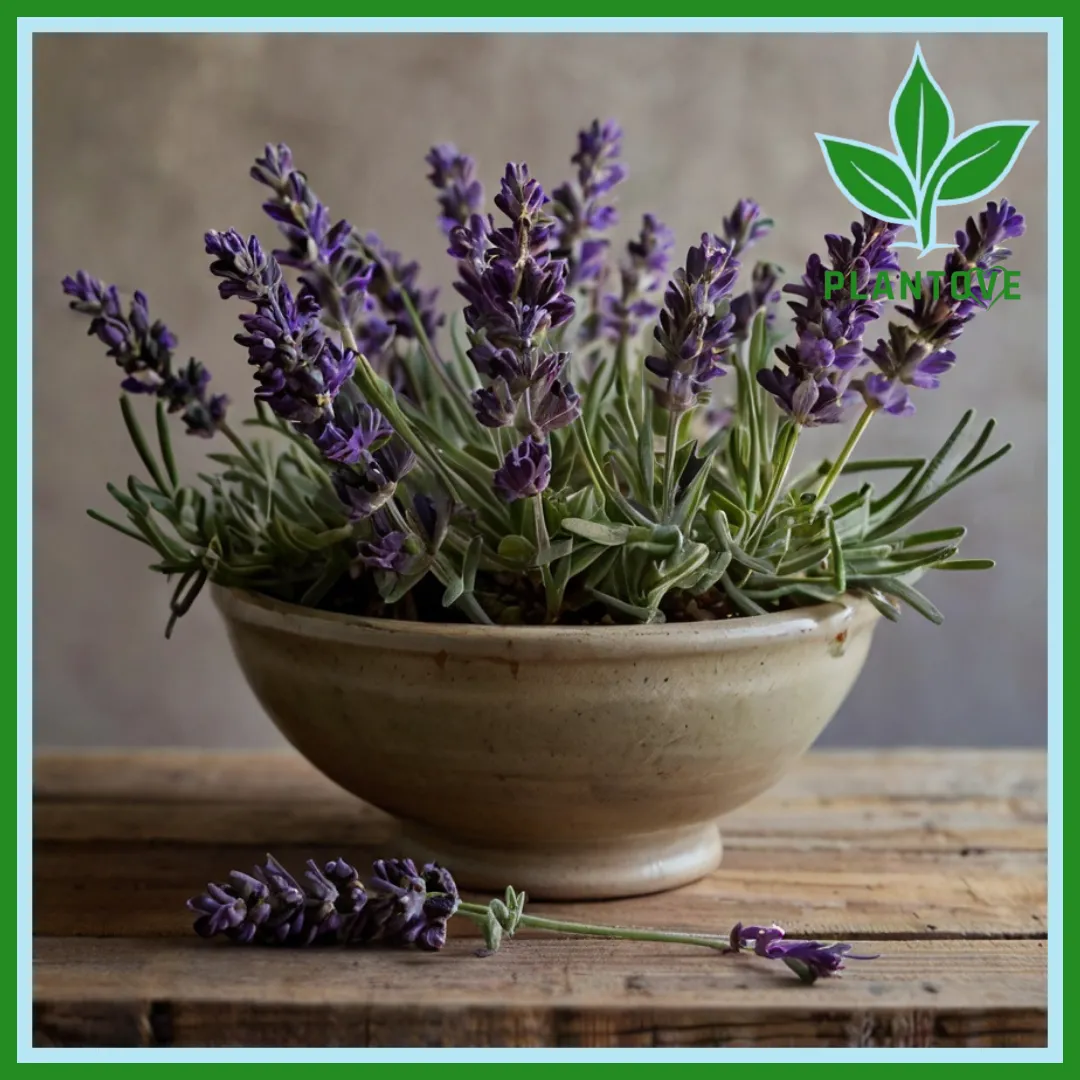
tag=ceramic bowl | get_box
[213,585,879,900]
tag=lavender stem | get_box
[811,405,875,515]
[455,903,729,950]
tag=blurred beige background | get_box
[33,32,1048,748]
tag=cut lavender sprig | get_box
[188,853,878,984]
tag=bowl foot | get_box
[397,820,723,901]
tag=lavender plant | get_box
[188,854,878,984]
[64,121,1019,632]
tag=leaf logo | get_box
[816,43,1036,256]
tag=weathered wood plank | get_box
[31,794,1045,853]
[33,749,1047,803]
[32,937,1047,1048]
[32,751,1047,1048]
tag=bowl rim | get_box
[212,584,880,659]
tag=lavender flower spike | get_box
[207,229,357,427]
[251,141,440,381]
[187,854,369,946]
[62,272,228,437]
[758,215,900,426]
[331,436,416,521]
[426,144,485,235]
[731,260,783,342]
[552,119,627,286]
[722,199,773,257]
[454,161,581,448]
[855,199,1025,417]
[250,143,370,330]
[494,438,552,501]
[646,234,740,414]
[593,213,675,343]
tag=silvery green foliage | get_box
[69,128,1013,632]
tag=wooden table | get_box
[33,749,1047,1048]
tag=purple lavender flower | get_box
[426,144,485,235]
[756,367,847,426]
[252,142,443,364]
[645,234,740,414]
[332,438,416,521]
[159,358,230,437]
[731,261,783,341]
[188,872,270,944]
[62,272,228,438]
[207,229,409,473]
[205,228,281,302]
[955,197,1025,268]
[722,199,773,257]
[358,858,460,951]
[552,120,626,286]
[302,396,393,465]
[250,143,371,330]
[530,374,582,436]
[729,922,879,984]
[313,858,370,943]
[356,521,411,573]
[362,232,445,344]
[210,230,357,425]
[592,213,675,343]
[188,854,368,946]
[494,437,551,501]
[447,212,493,271]
[453,162,580,446]
[757,215,899,426]
[855,200,1024,416]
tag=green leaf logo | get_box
[816,43,1036,256]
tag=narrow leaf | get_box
[119,396,170,494]
[155,400,179,490]
[864,588,902,622]
[561,517,632,547]
[86,507,149,544]
[853,576,943,625]
[827,518,846,593]
[587,588,660,624]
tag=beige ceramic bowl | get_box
[213,585,879,900]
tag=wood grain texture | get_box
[32,749,1047,1048]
